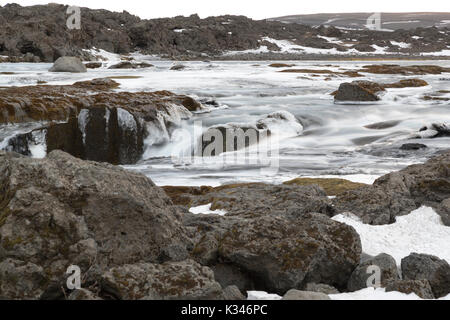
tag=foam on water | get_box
[2,59,450,187]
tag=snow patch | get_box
[330,287,422,300]
[333,206,450,265]
[29,130,47,159]
[117,108,137,132]
[189,203,227,216]
[78,109,90,145]
[247,291,282,300]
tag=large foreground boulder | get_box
[49,57,87,73]
[401,253,450,298]
[0,151,189,299]
[186,211,362,294]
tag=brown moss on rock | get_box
[269,63,295,68]
[283,178,367,196]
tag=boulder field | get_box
[1,150,450,299]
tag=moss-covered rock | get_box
[283,178,367,196]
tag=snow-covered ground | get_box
[333,206,450,265]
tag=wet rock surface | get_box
[334,79,429,102]
[0,78,200,164]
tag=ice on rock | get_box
[117,108,137,132]
[78,109,90,145]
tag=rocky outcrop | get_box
[49,57,87,73]
[401,253,450,298]
[332,150,450,225]
[0,150,190,299]
[0,78,201,164]
[347,254,399,291]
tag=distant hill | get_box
[269,12,450,30]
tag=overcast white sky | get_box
[5,0,450,20]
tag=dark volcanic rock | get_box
[108,61,153,69]
[85,62,103,69]
[334,79,429,102]
[386,280,435,299]
[333,150,450,225]
[186,211,361,294]
[282,289,330,300]
[101,260,224,300]
[0,150,189,299]
[170,64,187,71]
[400,143,428,151]
[334,81,384,102]
[187,183,335,218]
[3,4,450,61]
[401,253,450,298]
[347,253,399,292]
[416,123,450,139]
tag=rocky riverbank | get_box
[0,149,449,299]
[1,3,450,62]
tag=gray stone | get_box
[347,253,399,292]
[68,289,102,300]
[401,253,450,298]
[305,283,340,294]
[282,289,330,300]
[386,280,435,299]
[190,212,361,294]
[223,285,245,300]
[49,57,87,73]
[101,260,224,300]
